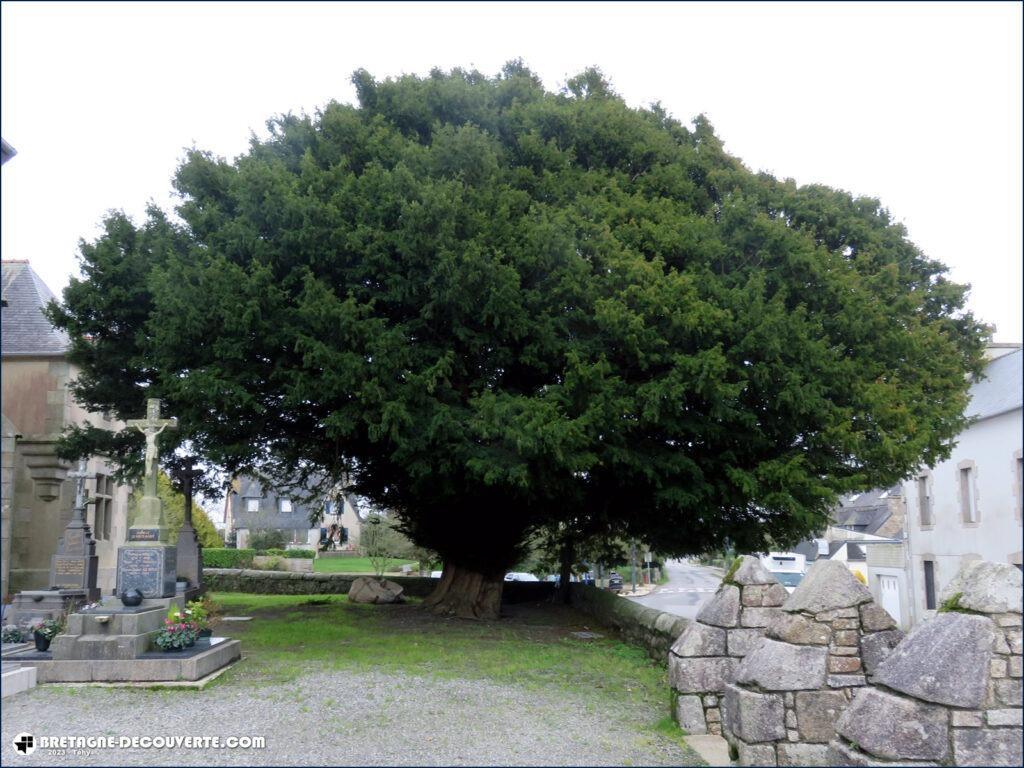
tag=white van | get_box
[760,552,807,592]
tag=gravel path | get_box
[1,668,702,766]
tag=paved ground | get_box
[626,560,722,620]
[1,668,702,766]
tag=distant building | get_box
[1,261,131,597]
[901,345,1022,626]
[225,474,363,550]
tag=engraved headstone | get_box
[173,460,204,594]
[48,459,100,600]
[115,398,179,599]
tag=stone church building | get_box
[1,260,130,599]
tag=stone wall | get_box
[719,559,904,766]
[829,560,1023,767]
[669,556,789,735]
[568,583,688,661]
[203,568,555,603]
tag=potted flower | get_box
[31,617,63,652]
[154,607,198,653]
[185,599,212,638]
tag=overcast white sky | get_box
[2,1,1021,341]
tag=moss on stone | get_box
[722,556,743,585]
[937,592,985,615]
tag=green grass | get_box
[312,557,418,573]
[208,592,669,713]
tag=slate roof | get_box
[793,539,823,563]
[967,348,1022,421]
[830,486,900,535]
[1,261,70,357]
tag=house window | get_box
[279,498,293,514]
[917,473,933,526]
[923,559,936,610]
[92,474,113,540]
[959,463,978,523]
[245,497,260,513]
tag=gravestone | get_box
[48,460,100,599]
[6,459,100,628]
[115,399,177,599]
[172,461,204,596]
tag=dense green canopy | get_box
[51,63,985,589]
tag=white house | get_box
[900,345,1023,627]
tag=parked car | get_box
[607,572,624,592]
[773,571,804,593]
[504,571,540,582]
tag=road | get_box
[626,559,722,619]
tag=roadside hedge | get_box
[259,548,316,559]
[202,548,255,568]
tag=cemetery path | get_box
[1,667,700,765]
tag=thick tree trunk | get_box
[556,543,573,604]
[423,562,504,620]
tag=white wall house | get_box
[902,346,1023,627]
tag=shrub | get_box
[252,557,285,571]
[248,529,288,551]
[2,624,26,643]
[202,548,255,569]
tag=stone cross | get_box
[66,458,96,524]
[127,398,177,499]
[173,461,204,529]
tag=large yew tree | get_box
[51,64,986,618]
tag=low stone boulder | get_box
[940,561,1023,615]
[348,576,405,604]
[873,612,994,708]
[782,560,873,614]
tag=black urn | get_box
[33,630,51,652]
[120,588,144,607]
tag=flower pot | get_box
[33,631,51,652]
[198,628,213,638]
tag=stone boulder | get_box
[696,584,741,628]
[669,655,738,694]
[873,612,994,707]
[782,560,873,614]
[733,555,780,586]
[766,612,831,645]
[860,629,904,676]
[834,688,949,762]
[671,622,727,657]
[347,576,405,604]
[939,560,1023,615]
[736,638,827,690]
[722,683,786,743]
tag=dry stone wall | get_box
[720,559,904,766]
[828,560,1023,767]
[669,556,788,735]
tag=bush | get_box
[202,548,255,569]
[252,557,285,571]
[2,624,26,643]
[248,529,288,551]
[260,548,316,559]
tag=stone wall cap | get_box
[939,560,1023,614]
[873,612,994,708]
[782,560,873,613]
[732,556,779,586]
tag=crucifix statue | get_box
[127,398,177,500]
[66,458,96,525]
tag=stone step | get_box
[50,632,154,660]
[1,664,38,698]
